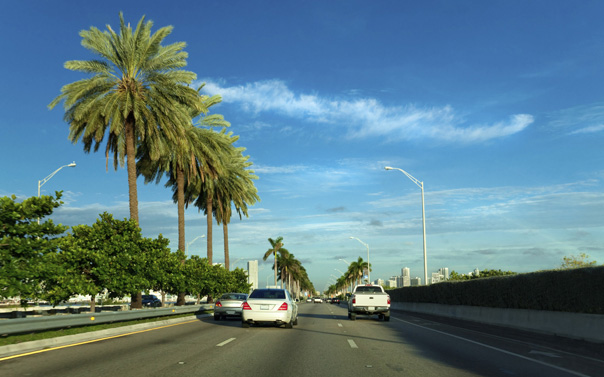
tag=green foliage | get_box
[448,269,516,281]
[560,253,597,269]
[44,213,150,305]
[0,193,67,303]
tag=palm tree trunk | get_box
[176,167,186,307]
[206,194,213,265]
[223,222,229,270]
[125,114,142,309]
[177,167,185,253]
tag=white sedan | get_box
[242,288,298,328]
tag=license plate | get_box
[227,311,235,315]
[368,307,375,311]
[261,305,269,310]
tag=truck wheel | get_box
[384,314,390,322]
[350,313,356,321]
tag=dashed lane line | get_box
[216,338,236,347]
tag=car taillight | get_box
[242,302,251,310]
[215,301,222,307]
[278,302,288,311]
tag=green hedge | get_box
[389,266,604,314]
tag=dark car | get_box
[142,294,162,307]
[331,298,340,304]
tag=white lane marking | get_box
[338,323,343,327]
[392,317,590,377]
[347,339,358,349]
[216,338,236,347]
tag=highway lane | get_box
[1,302,602,376]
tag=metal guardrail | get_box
[0,304,214,336]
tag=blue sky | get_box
[1,1,603,292]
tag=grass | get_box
[0,311,212,347]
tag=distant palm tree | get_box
[347,257,369,286]
[263,237,288,287]
[49,13,200,309]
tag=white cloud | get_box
[569,124,604,135]
[203,79,533,143]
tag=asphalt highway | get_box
[1,302,602,376]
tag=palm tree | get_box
[187,129,237,265]
[49,13,200,226]
[347,257,369,286]
[49,13,200,309]
[277,252,301,292]
[263,237,288,287]
[213,149,259,270]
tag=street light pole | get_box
[385,166,428,285]
[349,236,370,283]
[37,162,76,224]
[185,235,205,256]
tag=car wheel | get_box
[285,319,293,328]
[293,316,298,326]
[242,321,250,328]
[214,314,220,321]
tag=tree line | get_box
[47,13,264,307]
[0,193,250,309]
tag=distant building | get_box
[402,267,411,287]
[387,279,397,288]
[247,260,258,292]
[375,278,385,286]
[410,277,422,286]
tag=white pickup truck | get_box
[348,284,391,321]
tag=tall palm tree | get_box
[188,129,237,265]
[213,149,259,270]
[49,13,200,309]
[263,237,288,287]
[49,12,200,226]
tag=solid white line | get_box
[392,317,590,377]
[216,338,236,347]
[347,339,358,349]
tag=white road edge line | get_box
[347,339,358,349]
[392,317,590,377]
[216,338,236,347]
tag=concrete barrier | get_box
[391,302,604,343]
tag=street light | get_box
[385,166,428,285]
[338,258,350,265]
[349,236,370,283]
[185,235,205,256]
[37,161,76,224]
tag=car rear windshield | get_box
[249,290,286,299]
[355,286,382,293]
[221,294,247,300]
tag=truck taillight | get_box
[242,302,252,310]
[352,297,356,304]
[387,298,391,305]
